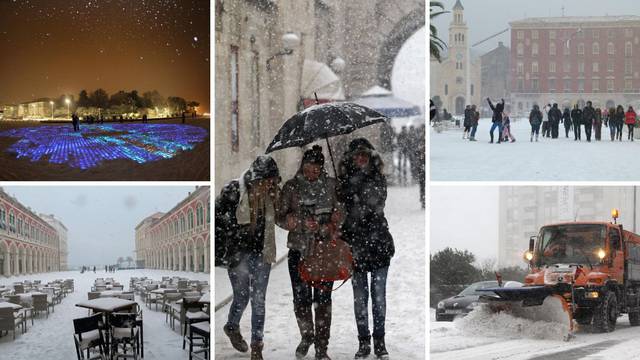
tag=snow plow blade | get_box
[479,286,574,337]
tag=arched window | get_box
[180,215,186,233]
[188,209,194,230]
[197,204,204,226]
[0,206,6,230]
[517,43,524,56]
[608,42,615,55]
[8,211,15,233]
[592,43,599,55]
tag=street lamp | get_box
[330,57,346,73]
[266,32,301,70]
[64,98,70,119]
[49,101,54,119]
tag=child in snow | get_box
[502,112,516,143]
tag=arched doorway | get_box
[455,96,465,115]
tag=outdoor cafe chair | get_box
[109,312,140,359]
[7,295,21,305]
[162,292,183,329]
[0,306,26,340]
[181,298,210,350]
[13,284,24,294]
[95,285,107,292]
[73,314,107,360]
[112,285,124,291]
[32,293,52,319]
[188,322,209,360]
[118,292,135,301]
[42,288,57,310]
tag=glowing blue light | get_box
[0,124,208,170]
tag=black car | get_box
[436,281,513,321]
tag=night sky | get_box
[0,0,210,113]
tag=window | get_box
[578,79,585,91]
[517,30,524,40]
[456,76,463,84]
[532,61,539,73]
[593,62,599,73]
[608,60,614,72]
[564,43,570,55]
[564,62,571,73]
[531,79,539,91]
[9,211,14,233]
[196,204,204,226]
[180,215,185,233]
[549,30,556,39]
[549,78,556,91]
[517,43,524,56]
[550,42,556,55]
[577,43,584,55]
[0,207,5,230]
[549,61,556,73]
[564,79,571,92]
[230,46,239,152]
[607,79,615,92]
[578,61,585,74]
[626,59,633,75]
[532,30,539,39]
[517,78,524,91]
[626,42,633,57]
[626,29,633,38]
[532,42,539,56]
[592,29,599,39]
[592,79,600,92]
[608,42,615,55]
[625,79,633,91]
[577,29,584,39]
[517,62,524,74]
[188,209,194,230]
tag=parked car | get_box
[435,280,522,321]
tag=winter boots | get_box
[373,336,389,359]
[354,335,371,359]
[223,324,249,353]
[251,342,264,360]
[294,305,315,358]
[314,304,332,360]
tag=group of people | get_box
[104,265,118,273]
[79,265,96,273]
[216,139,395,360]
[461,99,516,143]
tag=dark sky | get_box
[0,0,209,113]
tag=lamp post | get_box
[266,32,301,70]
[49,101,54,119]
[65,98,71,119]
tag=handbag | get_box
[298,234,353,291]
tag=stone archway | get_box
[0,242,8,276]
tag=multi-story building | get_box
[39,214,68,271]
[430,0,482,115]
[135,186,210,273]
[498,186,640,268]
[510,16,640,116]
[0,188,63,277]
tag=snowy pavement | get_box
[431,118,640,181]
[215,185,426,359]
[430,308,640,359]
[0,269,209,360]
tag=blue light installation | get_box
[0,124,208,170]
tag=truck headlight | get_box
[437,301,445,309]
[585,291,599,299]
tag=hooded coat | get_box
[562,108,572,127]
[529,105,543,126]
[338,139,395,272]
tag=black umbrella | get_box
[265,101,389,174]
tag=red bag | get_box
[299,236,353,290]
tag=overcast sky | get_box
[432,0,640,54]
[3,186,198,268]
[431,186,499,262]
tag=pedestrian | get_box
[379,121,396,183]
[408,125,419,184]
[529,104,543,142]
[562,107,572,138]
[93,266,96,273]
[337,138,394,359]
[105,265,107,272]
[626,105,637,141]
[571,104,583,141]
[615,105,625,141]
[396,127,409,185]
[487,98,505,144]
[182,112,186,124]
[548,103,562,139]
[502,112,516,143]
[277,145,343,360]
[469,104,479,141]
[608,106,617,141]
[582,101,595,142]
[220,155,281,360]
[594,108,602,141]
[462,105,472,139]
[142,114,148,123]
[542,104,551,137]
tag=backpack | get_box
[214,180,249,268]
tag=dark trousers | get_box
[594,123,602,140]
[564,124,571,137]
[628,124,635,140]
[489,122,503,143]
[542,122,550,137]
[352,267,389,339]
[584,123,592,141]
[551,122,559,138]
[616,123,624,140]
[610,123,617,140]
[288,249,333,307]
[530,123,540,136]
[574,122,581,140]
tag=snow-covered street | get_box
[215,185,426,359]
[430,307,640,360]
[431,118,640,181]
[0,269,209,360]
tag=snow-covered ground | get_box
[215,185,426,359]
[430,307,640,359]
[0,269,209,360]
[431,118,640,181]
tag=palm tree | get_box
[430,1,449,62]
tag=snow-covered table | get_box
[75,298,137,313]
[0,302,22,311]
[198,293,209,304]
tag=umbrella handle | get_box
[325,138,338,177]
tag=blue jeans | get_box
[352,266,389,338]
[489,122,503,141]
[226,252,272,343]
[470,124,478,138]
[288,249,333,306]
[531,123,540,135]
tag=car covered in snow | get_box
[436,280,522,321]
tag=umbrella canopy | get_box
[353,85,422,118]
[265,102,388,154]
[301,60,344,101]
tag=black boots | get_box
[294,305,315,358]
[314,304,332,360]
[354,335,371,359]
[373,336,389,359]
[251,342,264,360]
[223,324,248,352]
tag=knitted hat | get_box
[302,145,324,166]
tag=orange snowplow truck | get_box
[480,209,640,334]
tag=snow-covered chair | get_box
[109,312,140,359]
[181,298,210,350]
[72,314,106,360]
[0,307,26,340]
[32,293,52,319]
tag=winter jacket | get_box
[549,106,562,124]
[625,111,637,125]
[594,111,602,126]
[571,108,583,126]
[529,107,543,126]
[472,111,480,126]
[582,106,596,126]
[278,168,343,254]
[487,98,504,123]
[338,142,394,272]
[615,110,625,126]
[562,109,571,127]
[463,108,472,127]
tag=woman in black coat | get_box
[338,138,395,360]
[562,108,572,138]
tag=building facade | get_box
[481,41,511,106]
[0,188,63,277]
[39,214,69,271]
[498,186,639,268]
[430,0,482,115]
[135,186,210,273]
[510,16,640,116]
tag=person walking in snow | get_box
[501,113,516,142]
[277,145,343,360]
[337,138,395,360]
[562,107,572,138]
[529,104,543,142]
[626,105,637,141]
[571,104,583,141]
[469,104,480,141]
[462,105,472,139]
[607,106,617,141]
[548,103,562,139]
[594,108,603,141]
[396,127,409,185]
[220,156,281,360]
[582,101,596,142]
[542,104,551,137]
[615,105,625,141]
[487,98,505,144]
